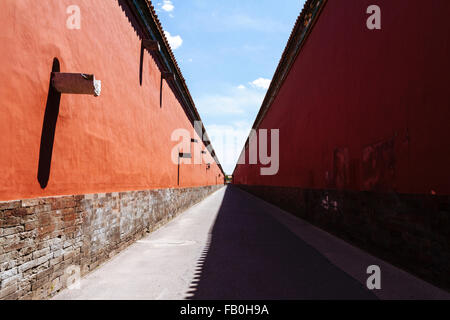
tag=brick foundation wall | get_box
[0,185,223,300]
[235,185,450,292]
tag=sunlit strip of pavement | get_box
[53,187,226,300]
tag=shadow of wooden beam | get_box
[37,58,61,189]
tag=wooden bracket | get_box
[162,71,175,81]
[51,73,101,97]
[143,39,160,52]
[179,153,192,159]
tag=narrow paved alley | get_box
[54,186,448,300]
[2,1,449,303]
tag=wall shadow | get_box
[160,73,163,108]
[185,186,378,300]
[177,157,180,186]
[139,40,144,86]
[37,58,61,189]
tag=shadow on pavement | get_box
[185,186,377,300]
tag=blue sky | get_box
[156,0,305,174]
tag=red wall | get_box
[234,0,450,195]
[0,0,223,201]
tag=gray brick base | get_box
[0,185,223,300]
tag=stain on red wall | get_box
[0,0,223,201]
[234,0,450,195]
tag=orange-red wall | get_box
[0,0,223,201]
[234,0,450,195]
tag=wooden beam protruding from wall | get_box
[162,72,175,81]
[51,73,101,97]
[179,153,192,159]
[143,39,160,52]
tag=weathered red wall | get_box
[234,0,450,195]
[0,0,223,201]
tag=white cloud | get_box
[250,78,271,90]
[161,0,174,12]
[164,31,183,50]
[205,121,253,174]
[237,85,246,90]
